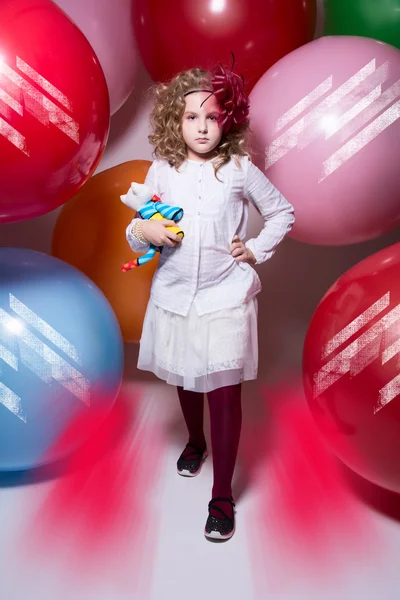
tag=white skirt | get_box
[137,297,258,393]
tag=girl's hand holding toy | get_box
[141,219,182,247]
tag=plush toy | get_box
[120,182,184,270]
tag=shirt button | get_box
[197,211,201,216]
[198,195,201,199]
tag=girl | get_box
[125,61,295,541]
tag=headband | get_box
[183,89,213,97]
[183,52,250,134]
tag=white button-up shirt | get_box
[126,155,295,317]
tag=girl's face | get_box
[181,91,223,162]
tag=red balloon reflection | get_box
[303,242,400,493]
[0,0,110,223]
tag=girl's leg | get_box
[177,386,206,458]
[207,383,242,518]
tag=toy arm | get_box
[122,245,157,271]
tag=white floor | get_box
[1,380,400,600]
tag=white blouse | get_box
[126,155,295,317]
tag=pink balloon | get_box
[249,36,400,246]
[54,0,139,115]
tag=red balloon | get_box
[303,242,400,492]
[0,0,110,223]
[133,0,317,93]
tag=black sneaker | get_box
[204,496,236,540]
[177,442,208,477]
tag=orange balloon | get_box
[52,160,157,343]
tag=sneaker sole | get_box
[204,523,235,540]
[177,451,208,477]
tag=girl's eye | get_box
[187,115,218,120]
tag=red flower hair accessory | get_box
[211,53,249,133]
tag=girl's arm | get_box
[126,219,151,253]
[243,160,295,265]
[125,162,158,253]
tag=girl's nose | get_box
[198,120,208,132]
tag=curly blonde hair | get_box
[147,68,251,180]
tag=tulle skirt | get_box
[137,296,258,393]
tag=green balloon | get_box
[324,0,400,49]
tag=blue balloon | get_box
[0,248,123,471]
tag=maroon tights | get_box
[177,383,242,519]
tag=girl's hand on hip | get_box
[229,235,256,265]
